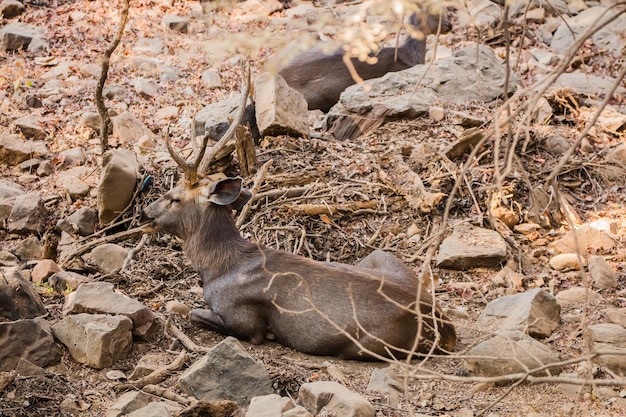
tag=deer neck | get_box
[183,206,251,278]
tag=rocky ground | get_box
[1,0,626,416]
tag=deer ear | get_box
[203,177,244,206]
[228,188,252,211]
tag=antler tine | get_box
[198,59,251,173]
[164,125,198,185]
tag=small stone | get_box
[0,0,26,18]
[55,167,91,200]
[11,235,44,261]
[448,110,483,127]
[90,243,129,274]
[97,148,140,224]
[37,160,53,176]
[31,259,61,284]
[165,300,191,316]
[14,114,47,140]
[133,78,159,97]
[18,158,41,172]
[298,381,375,417]
[588,256,618,289]
[555,287,601,306]
[549,253,587,271]
[0,133,48,165]
[58,147,88,166]
[436,225,507,270]
[201,69,222,89]
[428,106,445,121]
[162,15,189,33]
[7,193,46,235]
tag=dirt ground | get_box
[1,0,626,416]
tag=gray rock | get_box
[126,401,181,417]
[555,287,601,306]
[0,133,48,165]
[465,330,562,377]
[588,256,618,289]
[14,114,47,140]
[477,289,561,338]
[550,72,626,99]
[551,6,626,54]
[59,147,88,166]
[91,243,129,274]
[11,235,44,261]
[133,78,159,97]
[55,167,91,200]
[7,193,46,235]
[133,37,167,55]
[254,73,309,138]
[128,352,168,380]
[57,206,97,237]
[15,358,48,377]
[179,337,273,406]
[79,111,102,133]
[51,313,133,369]
[436,225,508,270]
[103,83,127,99]
[31,259,61,284]
[0,22,45,52]
[48,270,90,293]
[552,224,617,254]
[366,367,402,407]
[106,391,151,417]
[0,179,24,223]
[245,394,311,417]
[0,267,46,321]
[0,0,26,18]
[19,158,41,172]
[162,15,189,33]
[0,318,62,370]
[456,0,501,27]
[195,95,257,139]
[606,309,626,328]
[297,381,375,417]
[201,69,222,89]
[97,149,140,225]
[586,324,626,375]
[327,44,519,140]
[63,282,159,341]
[112,111,153,144]
[80,63,101,78]
[37,160,53,176]
[0,250,21,267]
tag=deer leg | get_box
[190,308,228,333]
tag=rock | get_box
[254,73,309,138]
[327,44,519,140]
[0,179,24,223]
[456,0,501,27]
[31,259,61,284]
[550,72,626,99]
[48,270,90,293]
[297,381,375,417]
[555,287,601,306]
[436,225,507,270]
[14,114,47,140]
[126,402,182,417]
[549,253,587,271]
[58,147,88,166]
[155,105,178,121]
[106,391,151,417]
[465,331,562,377]
[165,300,190,316]
[532,97,553,124]
[588,256,618,289]
[112,111,154,145]
[552,224,617,254]
[0,267,46,321]
[0,133,48,165]
[201,68,222,89]
[63,282,159,341]
[103,83,127,99]
[56,206,97,237]
[428,106,445,121]
[551,6,626,54]
[0,22,46,52]
[477,289,561,338]
[133,37,167,55]
[37,160,53,176]
[11,235,44,261]
[90,243,129,274]
[557,372,591,397]
[133,78,159,97]
[0,0,25,18]
[607,143,626,167]
[0,250,20,267]
[80,111,102,132]
[586,324,626,375]
[366,367,402,407]
[445,128,485,159]
[128,352,169,380]
[19,158,41,172]
[51,313,133,369]
[195,95,258,139]
[80,63,101,78]
[606,309,626,328]
[448,111,483,128]
[246,394,311,417]
[15,358,48,377]
[7,193,46,235]
[162,15,189,33]
[55,167,91,200]
[0,318,62,370]
[525,7,545,24]
[179,337,273,406]
[97,149,140,225]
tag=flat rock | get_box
[63,282,159,341]
[436,225,507,270]
[477,288,561,338]
[97,149,140,225]
[366,367,403,407]
[327,44,519,140]
[0,0,26,18]
[51,313,133,369]
[246,394,311,417]
[162,14,189,33]
[106,391,151,417]
[55,167,91,200]
[179,337,273,406]
[0,22,46,52]
[195,95,258,139]
[0,318,62,370]
[56,206,97,236]
[297,381,375,417]
[11,235,43,261]
[586,324,626,375]
[133,77,159,97]
[0,133,48,165]
[112,111,154,145]
[555,287,601,306]
[0,267,46,321]
[0,179,24,223]
[549,253,587,271]
[58,147,88,166]
[551,6,626,54]
[201,68,222,88]
[90,243,129,274]
[7,193,46,235]
[549,72,626,99]
[254,73,309,138]
[48,270,90,293]
[465,330,562,377]
[0,250,20,267]
[605,309,626,328]
[552,224,617,254]
[14,114,47,140]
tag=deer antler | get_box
[165,58,251,186]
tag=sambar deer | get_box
[143,67,455,360]
[279,12,450,112]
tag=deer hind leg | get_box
[191,308,229,333]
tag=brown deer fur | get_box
[144,176,456,360]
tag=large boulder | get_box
[97,149,140,225]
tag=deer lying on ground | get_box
[279,12,450,112]
[143,66,455,360]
